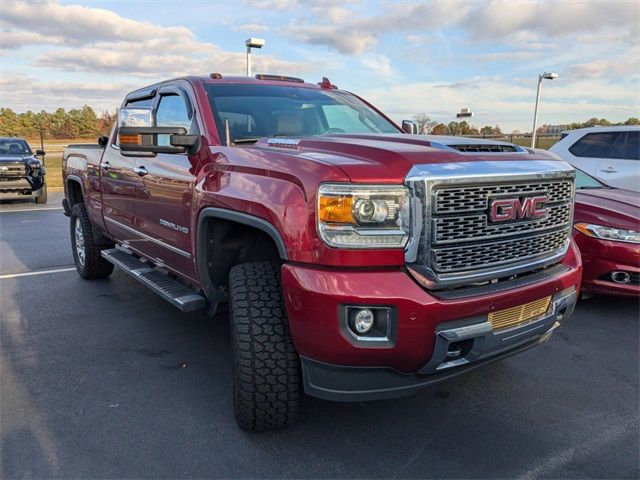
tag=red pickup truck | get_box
[63,74,581,431]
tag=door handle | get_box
[599,168,617,173]
[133,166,148,177]
[102,161,111,171]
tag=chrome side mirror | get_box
[402,120,417,134]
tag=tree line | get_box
[0,106,116,139]
[1,105,638,140]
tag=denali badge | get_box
[490,195,547,222]
[160,218,189,234]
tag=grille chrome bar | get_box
[405,160,575,289]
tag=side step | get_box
[101,248,206,312]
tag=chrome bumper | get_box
[420,286,577,374]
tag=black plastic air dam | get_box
[300,335,547,402]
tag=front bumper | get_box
[282,241,582,401]
[0,176,44,198]
[300,288,576,401]
[574,232,639,297]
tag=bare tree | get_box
[413,113,438,134]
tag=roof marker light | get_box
[318,77,338,89]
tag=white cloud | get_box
[1,0,193,46]
[361,76,640,133]
[0,75,134,112]
[462,0,639,42]
[233,23,270,33]
[37,41,308,78]
[284,1,470,54]
[359,53,397,79]
[1,0,308,79]
[566,60,640,80]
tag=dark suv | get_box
[0,137,47,203]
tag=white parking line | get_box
[0,267,76,279]
[0,207,64,213]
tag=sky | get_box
[1,0,638,133]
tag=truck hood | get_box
[575,187,640,231]
[251,134,554,183]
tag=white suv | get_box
[549,126,639,192]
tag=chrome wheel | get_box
[75,217,85,266]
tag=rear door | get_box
[595,131,640,191]
[132,84,200,282]
[567,131,619,177]
[101,94,155,240]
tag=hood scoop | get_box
[446,144,518,153]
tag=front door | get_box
[101,96,154,242]
[133,89,199,283]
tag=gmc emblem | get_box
[490,195,547,222]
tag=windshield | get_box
[0,139,32,156]
[575,169,607,189]
[205,83,399,143]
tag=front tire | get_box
[35,183,47,204]
[229,262,300,432]
[70,202,114,279]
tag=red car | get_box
[573,169,640,297]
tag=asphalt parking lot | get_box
[1,193,638,479]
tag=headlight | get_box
[317,184,410,248]
[574,222,640,244]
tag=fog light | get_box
[354,309,374,333]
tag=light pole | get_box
[531,72,558,148]
[245,38,265,77]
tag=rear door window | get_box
[609,131,640,160]
[569,132,619,158]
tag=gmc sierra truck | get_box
[0,137,47,203]
[62,74,581,431]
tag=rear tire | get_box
[35,183,47,204]
[70,202,114,279]
[229,262,300,432]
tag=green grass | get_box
[31,139,90,189]
[510,137,559,150]
[44,152,63,188]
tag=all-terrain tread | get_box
[70,202,114,279]
[229,262,300,432]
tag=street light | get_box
[245,38,265,77]
[531,72,558,147]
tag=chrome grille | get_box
[434,181,573,214]
[433,229,569,272]
[0,163,27,177]
[434,203,571,244]
[404,161,576,289]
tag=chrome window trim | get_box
[404,160,575,289]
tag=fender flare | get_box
[196,207,289,303]
[65,174,85,205]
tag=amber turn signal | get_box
[120,134,141,145]
[319,195,354,223]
